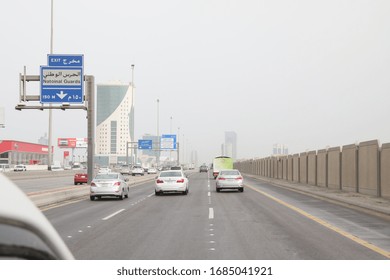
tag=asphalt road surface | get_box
[43,172,390,260]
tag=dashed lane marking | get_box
[209,207,214,219]
[102,209,126,221]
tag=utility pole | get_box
[47,0,54,170]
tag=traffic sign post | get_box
[48,54,83,67]
[161,134,177,150]
[40,54,84,104]
[40,66,84,103]
[138,139,153,150]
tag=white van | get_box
[0,164,11,172]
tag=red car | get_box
[74,173,88,185]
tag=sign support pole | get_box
[86,75,95,184]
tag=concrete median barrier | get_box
[28,174,156,209]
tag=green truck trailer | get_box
[212,156,233,179]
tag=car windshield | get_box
[95,174,119,180]
[159,171,182,177]
[220,170,240,176]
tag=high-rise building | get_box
[225,131,237,159]
[95,82,134,165]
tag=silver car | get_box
[90,172,129,200]
[155,170,189,195]
[216,169,244,192]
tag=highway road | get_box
[40,171,390,260]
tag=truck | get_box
[212,156,233,179]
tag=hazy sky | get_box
[1,0,390,164]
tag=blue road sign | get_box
[48,54,83,67]
[161,134,177,150]
[138,139,153,150]
[40,66,83,103]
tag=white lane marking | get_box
[147,193,154,197]
[78,230,83,233]
[67,236,72,238]
[209,207,214,219]
[102,209,126,221]
[208,191,211,197]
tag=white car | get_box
[131,166,144,176]
[155,170,189,196]
[98,167,111,173]
[147,168,157,174]
[14,164,27,171]
[0,174,74,259]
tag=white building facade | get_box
[95,82,134,165]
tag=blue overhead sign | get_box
[161,134,177,150]
[40,66,83,103]
[138,139,153,150]
[48,54,83,67]
[41,54,84,104]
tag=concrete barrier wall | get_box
[287,155,293,181]
[293,154,299,183]
[341,144,358,193]
[358,140,379,196]
[282,156,288,180]
[235,139,390,199]
[381,143,390,198]
[317,149,327,188]
[299,153,308,184]
[328,147,341,190]
[307,151,316,186]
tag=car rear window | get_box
[220,170,240,176]
[159,171,182,177]
[95,174,119,180]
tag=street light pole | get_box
[169,116,172,162]
[156,99,160,168]
[130,64,135,166]
[48,0,54,170]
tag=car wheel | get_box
[119,192,124,200]
[90,196,95,201]
[74,182,77,185]
[216,188,220,192]
[239,188,244,192]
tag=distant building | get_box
[225,131,237,159]
[95,82,134,166]
[272,144,288,156]
[38,133,48,145]
[0,140,50,165]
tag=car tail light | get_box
[114,182,121,186]
[176,178,184,183]
[91,182,96,186]
[235,177,243,180]
[218,177,226,180]
[156,179,164,184]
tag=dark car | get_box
[199,165,208,172]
